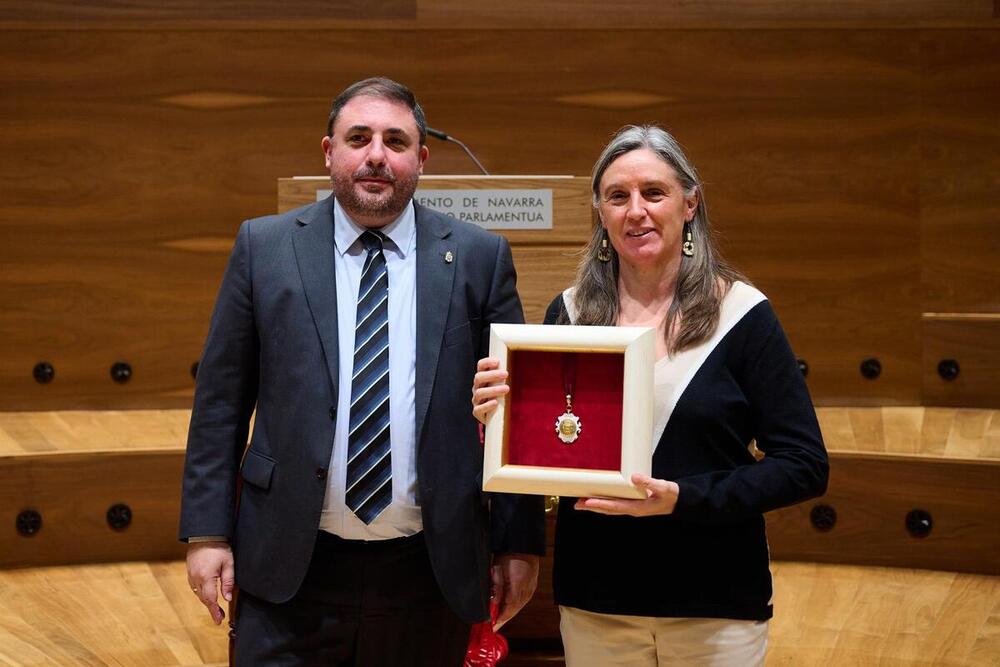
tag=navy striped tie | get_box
[346,230,392,524]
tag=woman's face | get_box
[597,148,698,271]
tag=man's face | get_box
[322,95,429,228]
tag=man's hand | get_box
[186,542,234,625]
[575,473,680,517]
[491,553,540,631]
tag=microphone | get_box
[426,126,489,175]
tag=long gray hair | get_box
[563,125,746,354]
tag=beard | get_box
[331,163,420,223]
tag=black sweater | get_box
[546,289,828,621]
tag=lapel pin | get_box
[444,250,454,263]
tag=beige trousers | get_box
[559,606,768,667]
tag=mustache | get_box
[353,165,395,182]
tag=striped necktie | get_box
[346,230,392,524]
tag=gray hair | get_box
[566,124,746,355]
[591,125,699,207]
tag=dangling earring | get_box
[597,231,612,263]
[682,221,694,257]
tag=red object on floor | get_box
[505,350,624,471]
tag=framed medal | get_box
[482,323,655,499]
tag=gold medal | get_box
[556,397,582,444]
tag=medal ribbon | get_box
[562,352,577,411]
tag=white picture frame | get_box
[482,323,655,499]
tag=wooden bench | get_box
[2,407,997,572]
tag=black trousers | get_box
[233,531,471,666]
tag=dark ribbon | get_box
[562,352,578,407]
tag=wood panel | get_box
[415,1,998,28]
[0,450,188,568]
[0,0,994,29]
[0,28,945,409]
[508,247,579,325]
[923,317,1000,408]
[765,453,1000,575]
[0,1,416,24]
[920,30,1000,313]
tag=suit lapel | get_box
[291,196,339,399]
[415,205,456,449]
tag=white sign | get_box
[315,188,553,230]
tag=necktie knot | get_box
[361,230,385,254]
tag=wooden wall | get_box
[1,2,998,411]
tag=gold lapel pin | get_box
[444,250,454,263]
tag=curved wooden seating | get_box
[1,407,997,571]
[1,410,191,569]
[3,406,993,459]
[814,407,1000,460]
[766,407,1000,576]
[0,410,191,455]
[1,406,997,665]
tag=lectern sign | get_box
[315,188,553,230]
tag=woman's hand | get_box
[574,473,679,516]
[472,357,510,425]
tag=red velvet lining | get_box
[505,350,624,471]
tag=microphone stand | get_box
[426,127,489,175]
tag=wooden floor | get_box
[0,560,226,667]
[0,560,997,666]
[1,407,998,460]
[767,562,1000,667]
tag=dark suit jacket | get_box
[179,196,545,623]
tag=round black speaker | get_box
[106,503,133,531]
[860,358,882,380]
[16,509,42,537]
[905,509,933,538]
[110,361,132,384]
[937,359,960,381]
[810,504,837,532]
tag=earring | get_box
[597,234,612,263]
[682,221,694,257]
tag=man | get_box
[180,77,544,665]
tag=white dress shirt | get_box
[319,198,422,539]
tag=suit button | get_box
[316,467,328,480]
[329,407,336,420]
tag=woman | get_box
[472,125,828,666]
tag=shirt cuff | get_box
[187,536,228,543]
